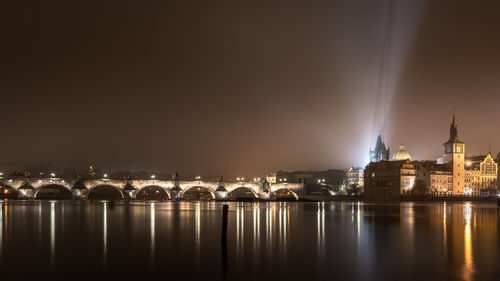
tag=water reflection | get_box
[265,202,273,254]
[317,202,325,262]
[462,203,474,281]
[102,202,107,268]
[236,203,245,260]
[195,202,200,268]
[150,202,155,271]
[0,202,3,260]
[443,202,447,255]
[50,201,55,270]
[252,203,260,259]
[0,201,498,281]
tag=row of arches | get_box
[0,184,298,201]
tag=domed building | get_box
[392,144,412,161]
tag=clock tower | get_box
[443,115,465,195]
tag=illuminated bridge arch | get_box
[136,185,170,200]
[0,185,18,199]
[271,188,299,201]
[87,185,123,200]
[35,184,72,200]
[227,187,258,201]
[182,186,215,201]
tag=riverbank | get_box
[300,194,499,203]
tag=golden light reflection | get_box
[462,204,474,281]
[0,202,2,257]
[443,202,447,255]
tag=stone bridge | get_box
[0,178,303,201]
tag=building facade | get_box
[364,160,416,198]
[346,166,364,191]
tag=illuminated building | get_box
[346,166,364,191]
[363,114,497,197]
[442,115,465,194]
[479,153,498,195]
[430,171,452,195]
[364,160,416,198]
[369,135,390,162]
[265,173,277,184]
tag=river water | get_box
[0,201,498,281]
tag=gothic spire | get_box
[444,113,462,145]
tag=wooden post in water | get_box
[221,204,229,242]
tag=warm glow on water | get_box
[0,201,498,281]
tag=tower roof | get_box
[444,114,463,145]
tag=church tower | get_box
[443,115,465,194]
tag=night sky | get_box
[1,1,500,176]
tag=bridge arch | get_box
[227,186,258,201]
[182,186,215,201]
[35,184,73,200]
[87,185,123,200]
[136,185,170,200]
[271,188,299,201]
[0,185,18,199]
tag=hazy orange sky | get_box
[1,1,500,176]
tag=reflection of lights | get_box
[317,202,325,260]
[50,202,55,269]
[236,203,245,258]
[103,202,108,265]
[195,202,200,257]
[0,202,3,255]
[462,203,474,281]
[150,202,155,268]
